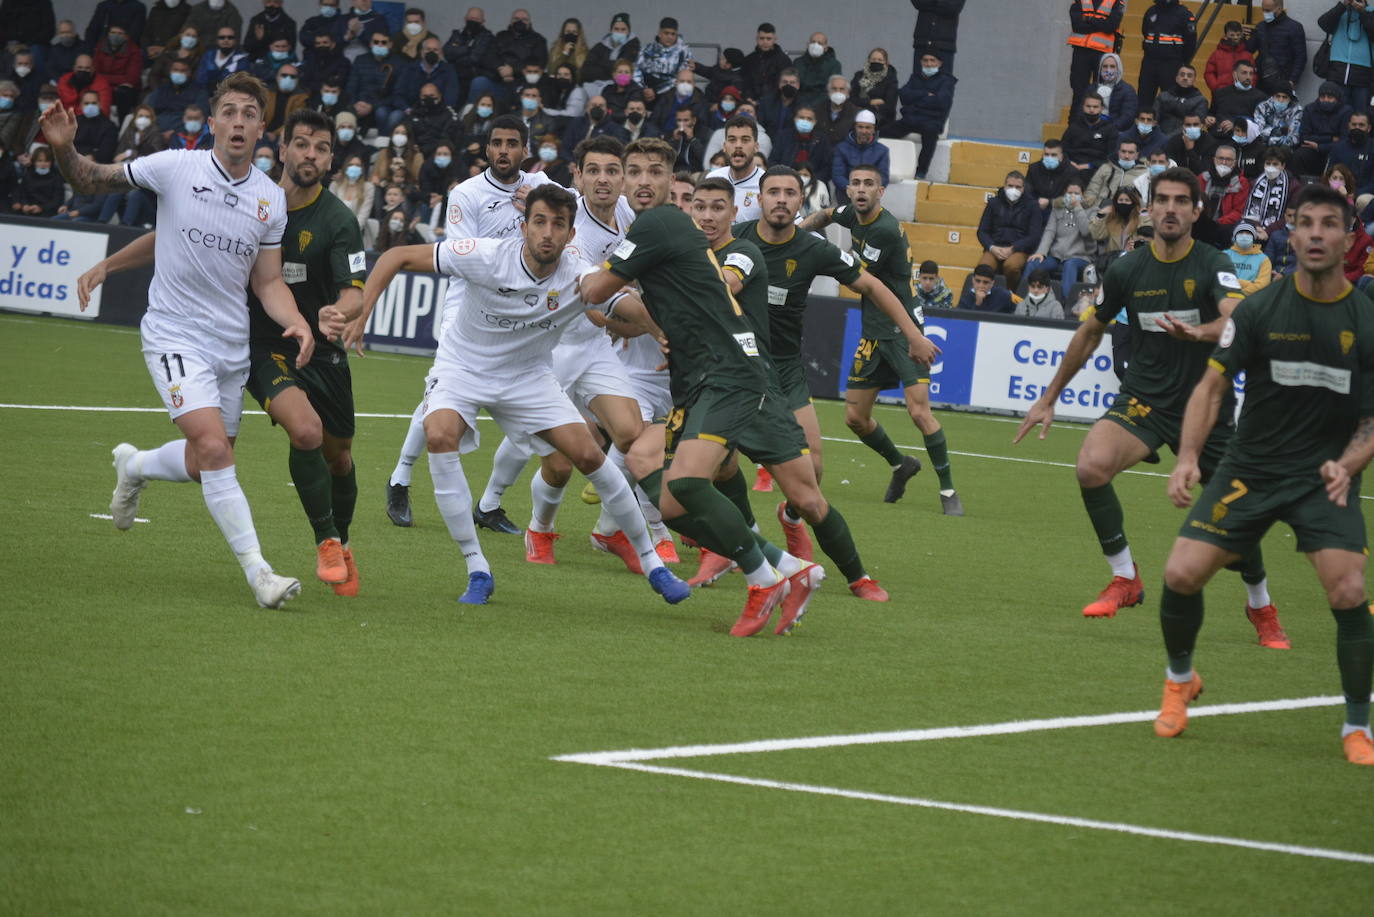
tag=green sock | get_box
[1160,585,1204,678]
[637,468,664,510]
[860,423,904,468]
[754,531,784,567]
[923,428,954,490]
[1332,604,1374,728]
[665,477,766,574]
[1224,544,1266,583]
[331,464,357,545]
[811,504,865,583]
[715,467,757,528]
[1080,483,1128,555]
[289,446,338,543]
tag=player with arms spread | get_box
[1014,166,1286,645]
[360,184,691,607]
[52,71,314,609]
[804,164,963,516]
[1157,183,1374,765]
[82,108,368,598]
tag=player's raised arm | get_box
[40,103,133,195]
[250,247,314,368]
[1168,364,1230,508]
[798,206,834,233]
[848,270,940,364]
[357,243,443,334]
[1013,312,1109,444]
[78,231,157,310]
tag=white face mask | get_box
[389,219,405,232]
[524,72,541,84]
[392,133,407,147]
[134,115,151,130]
[1004,186,1023,202]
[13,65,31,78]
[676,81,694,97]
[1028,291,1047,304]
[208,0,224,9]
[830,91,847,106]
[1264,165,1282,179]
[808,42,825,58]
[1214,164,1233,178]
[404,22,423,36]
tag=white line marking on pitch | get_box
[90,513,149,524]
[552,695,1374,866]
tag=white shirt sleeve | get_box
[262,188,287,248]
[434,236,499,283]
[125,148,182,196]
[446,181,479,233]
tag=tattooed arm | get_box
[39,103,133,194]
[1323,416,1374,507]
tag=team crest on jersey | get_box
[1183,278,1196,299]
[1342,330,1355,355]
[545,289,560,311]
[257,198,270,222]
[298,229,313,251]
[743,192,755,209]
[449,203,462,224]
[786,258,798,278]
[449,238,478,256]
[169,384,183,409]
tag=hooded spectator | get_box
[1092,53,1138,133]
[1225,221,1273,293]
[1246,0,1307,94]
[1154,63,1208,135]
[851,48,899,132]
[1204,20,1254,93]
[1296,80,1354,174]
[977,170,1044,290]
[1066,0,1121,106]
[833,110,889,202]
[581,12,639,86]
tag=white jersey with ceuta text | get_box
[124,148,287,355]
[706,164,763,222]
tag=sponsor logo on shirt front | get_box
[734,332,759,357]
[1270,360,1351,394]
[767,284,788,305]
[282,262,307,284]
[1137,308,1200,331]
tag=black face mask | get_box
[1352,129,1369,144]
[1114,201,1134,218]
[868,61,883,73]
[421,96,439,108]
[316,45,335,58]
[780,84,797,99]
[465,20,482,34]
[511,21,528,34]
[626,110,643,125]
[589,105,605,121]
[71,71,93,88]
[563,32,578,43]
[424,51,439,65]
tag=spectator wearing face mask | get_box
[1252,83,1302,148]
[652,67,705,134]
[168,102,211,148]
[147,25,202,90]
[1091,53,1137,134]
[1027,178,1094,303]
[330,152,374,230]
[1084,138,1146,208]
[832,110,888,202]
[1066,0,1123,107]
[517,86,557,152]
[263,63,307,139]
[635,17,693,101]
[397,37,459,109]
[196,25,250,90]
[759,69,804,143]
[706,85,744,133]
[493,10,548,96]
[1089,186,1144,261]
[392,8,437,62]
[1153,63,1207,136]
[244,0,295,59]
[1328,112,1374,202]
[851,48,899,132]
[334,0,390,62]
[331,110,369,172]
[1229,117,1267,178]
[912,1,964,76]
[344,31,403,131]
[1118,110,1167,159]
[48,20,86,84]
[85,0,148,49]
[187,1,247,52]
[462,93,497,136]
[1134,149,1175,204]
[8,49,43,117]
[405,83,463,156]
[309,77,349,121]
[11,146,63,217]
[959,263,1015,313]
[1207,60,1265,139]
[560,94,628,159]
[419,141,461,206]
[371,124,422,184]
[93,25,143,117]
[602,60,645,120]
[540,64,587,122]
[620,99,658,142]
[770,105,832,179]
[1241,147,1297,229]
[299,1,340,60]
[0,83,23,151]
[914,261,953,311]
[1224,221,1273,293]
[581,12,638,87]
[1204,21,1253,93]
[1196,144,1249,248]
[547,18,588,77]
[1,1,54,80]
[1296,81,1353,175]
[58,55,113,116]
[1016,269,1065,320]
[303,33,350,94]
[1164,113,1217,174]
[1138,0,1197,109]
[1263,204,1298,276]
[442,7,500,104]
[819,75,860,147]
[1062,92,1117,178]
[794,33,842,110]
[977,171,1043,291]
[525,132,571,185]
[250,37,299,83]
[1317,0,1374,115]
[667,108,705,172]
[884,50,955,179]
[1244,0,1307,95]
[741,22,789,102]
[1027,140,1072,210]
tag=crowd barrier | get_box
[0,215,1124,423]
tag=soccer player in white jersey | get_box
[382,115,556,530]
[361,184,692,606]
[705,115,764,222]
[42,72,314,609]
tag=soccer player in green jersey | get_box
[1158,184,1374,765]
[737,166,942,566]
[1014,167,1285,643]
[79,109,367,596]
[580,139,879,635]
[802,164,963,516]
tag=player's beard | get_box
[287,164,321,190]
[764,208,796,230]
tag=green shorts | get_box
[1180,467,1367,555]
[773,356,813,411]
[246,346,356,439]
[665,384,808,467]
[846,336,929,390]
[1100,393,1230,479]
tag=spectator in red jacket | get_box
[93,23,144,118]
[57,55,114,117]
[1204,21,1253,93]
[1197,143,1250,247]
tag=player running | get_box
[1156,184,1374,765]
[360,183,691,607]
[802,164,964,516]
[51,72,312,609]
[383,116,556,533]
[1013,166,1286,646]
[81,109,368,597]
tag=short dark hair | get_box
[1005,169,1025,182]
[758,22,776,33]
[1044,138,1062,149]
[918,260,940,275]
[1081,91,1103,105]
[1224,19,1243,32]
[760,164,804,194]
[1262,145,1290,166]
[574,133,624,167]
[1149,166,1203,205]
[284,107,335,146]
[972,263,995,279]
[780,66,799,80]
[1028,269,1051,287]
[525,183,578,222]
[850,162,886,185]
[673,169,694,185]
[1293,182,1356,227]
[487,114,529,147]
[694,175,735,198]
[723,114,759,140]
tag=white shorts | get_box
[422,364,585,457]
[140,319,249,436]
[552,337,637,414]
[628,372,673,424]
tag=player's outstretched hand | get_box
[1013,399,1054,444]
[1168,460,1202,508]
[1321,460,1352,507]
[282,319,315,367]
[341,317,366,357]
[77,260,107,311]
[908,335,941,365]
[39,102,77,149]
[318,304,346,342]
[1155,313,1204,341]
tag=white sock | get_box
[135,439,192,483]
[782,504,802,525]
[649,521,672,543]
[200,465,268,582]
[429,451,490,575]
[391,403,427,487]
[586,460,663,573]
[940,488,955,497]
[1166,666,1195,684]
[529,470,566,533]
[744,562,782,588]
[478,436,532,513]
[1106,547,1135,580]
[1244,578,1272,608]
[1341,724,1373,739]
[775,551,805,577]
